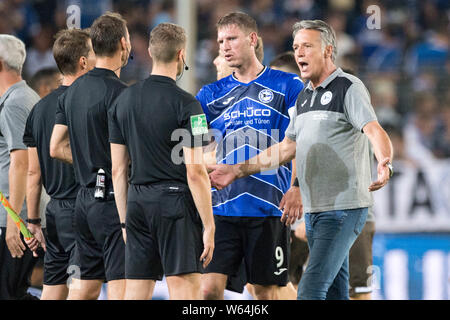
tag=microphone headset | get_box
[182,57,189,70]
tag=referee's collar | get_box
[305,67,343,91]
[89,67,119,79]
[147,74,176,85]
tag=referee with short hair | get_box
[109,22,215,300]
[23,28,96,300]
[50,12,132,300]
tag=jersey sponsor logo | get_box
[258,89,274,104]
[223,107,271,121]
[190,114,208,136]
[320,91,333,105]
[222,96,235,105]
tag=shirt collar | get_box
[0,80,26,105]
[148,74,176,85]
[89,67,120,79]
[305,67,343,91]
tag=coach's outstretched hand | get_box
[207,164,238,190]
[368,157,391,192]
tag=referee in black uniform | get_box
[109,23,215,300]
[50,12,131,300]
[23,29,96,300]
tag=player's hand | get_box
[200,226,215,268]
[207,164,238,190]
[5,222,26,258]
[26,223,46,257]
[279,186,303,226]
[369,157,391,192]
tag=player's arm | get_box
[6,149,28,258]
[111,143,129,242]
[183,146,215,268]
[209,136,297,190]
[203,140,217,169]
[25,147,46,255]
[363,121,393,191]
[49,124,72,164]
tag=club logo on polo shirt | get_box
[191,114,208,136]
[320,91,333,105]
[258,89,274,103]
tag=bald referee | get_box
[109,23,214,300]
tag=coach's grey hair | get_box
[292,20,337,63]
[0,34,27,74]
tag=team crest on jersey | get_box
[258,89,274,103]
[320,91,333,105]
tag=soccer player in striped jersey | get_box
[197,12,303,300]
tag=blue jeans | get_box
[297,208,368,300]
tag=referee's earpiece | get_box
[182,57,189,71]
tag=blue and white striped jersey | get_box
[196,67,304,217]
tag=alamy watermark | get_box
[170,128,282,173]
[66,5,81,29]
[366,4,381,30]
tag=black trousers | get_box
[0,227,38,300]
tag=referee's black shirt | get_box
[23,86,79,199]
[55,68,127,187]
[108,75,209,185]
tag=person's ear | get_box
[120,36,127,51]
[79,56,87,70]
[324,45,333,60]
[249,32,258,47]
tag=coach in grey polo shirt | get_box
[208,20,393,300]
[286,67,376,214]
[0,34,40,300]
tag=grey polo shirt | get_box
[285,68,377,214]
[0,80,40,227]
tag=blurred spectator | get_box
[431,99,450,158]
[366,24,403,73]
[369,76,402,128]
[404,18,449,76]
[28,67,62,98]
[403,91,440,164]
[24,25,57,79]
[120,24,152,84]
[149,0,175,28]
[327,11,356,67]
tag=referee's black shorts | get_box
[125,182,203,280]
[75,187,125,282]
[43,198,79,286]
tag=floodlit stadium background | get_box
[1,0,449,300]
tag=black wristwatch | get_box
[292,177,299,187]
[26,218,41,225]
[386,161,394,178]
[120,222,126,229]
